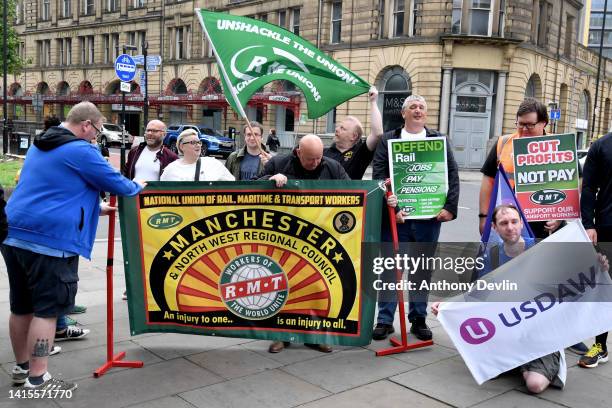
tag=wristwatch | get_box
[478,213,487,218]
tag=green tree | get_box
[0,0,27,75]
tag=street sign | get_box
[120,81,131,93]
[550,109,561,120]
[114,54,137,82]
[140,71,146,95]
[132,55,162,67]
[146,55,162,66]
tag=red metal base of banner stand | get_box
[94,195,143,378]
[376,337,434,356]
[376,181,434,357]
[94,352,144,378]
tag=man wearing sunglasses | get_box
[1,102,144,392]
[124,119,178,181]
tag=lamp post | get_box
[2,0,8,155]
[121,44,138,174]
[591,0,609,142]
[142,40,149,136]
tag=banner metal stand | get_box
[376,181,433,356]
[94,195,144,377]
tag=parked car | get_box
[97,123,132,148]
[199,127,235,157]
[164,124,235,158]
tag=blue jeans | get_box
[377,218,441,325]
[56,315,67,331]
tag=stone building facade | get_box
[7,0,612,168]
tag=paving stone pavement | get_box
[0,241,611,408]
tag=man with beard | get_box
[124,119,178,181]
[225,121,271,180]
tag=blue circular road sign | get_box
[114,54,137,82]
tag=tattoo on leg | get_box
[32,338,50,357]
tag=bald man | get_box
[259,134,350,187]
[258,134,349,353]
[324,87,383,180]
[124,119,178,180]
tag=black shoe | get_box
[410,319,432,341]
[372,323,395,340]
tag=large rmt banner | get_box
[119,181,382,346]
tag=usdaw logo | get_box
[459,317,496,345]
[219,254,289,320]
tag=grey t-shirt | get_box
[239,153,261,180]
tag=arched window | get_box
[199,77,222,94]
[57,81,70,96]
[378,67,412,131]
[37,82,51,95]
[578,91,590,121]
[9,83,23,96]
[525,74,541,99]
[172,79,188,95]
[78,81,94,94]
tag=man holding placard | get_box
[479,98,566,238]
[478,98,588,356]
[371,95,459,341]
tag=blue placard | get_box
[114,54,137,82]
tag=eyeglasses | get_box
[181,139,202,146]
[146,128,165,134]
[89,121,101,136]
[515,122,541,130]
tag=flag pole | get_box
[197,9,265,155]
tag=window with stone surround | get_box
[564,14,574,57]
[532,0,548,46]
[62,0,71,18]
[291,8,301,35]
[15,1,24,24]
[174,26,190,60]
[378,1,416,39]
[331,1,342,43]
[279,10,286,28]
[452,0,462,34]
[66,38,72,64]
[393,0,405,37]
[107,0,119,12]
[451,0,505,37]
[83,0,94,15]
[41,0,50,21]
[469,0,491,35]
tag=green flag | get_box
[196,9,370,119]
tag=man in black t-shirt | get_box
[323,87,383,180]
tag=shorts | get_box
[1,244,79,318]
[520,351,563,388]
